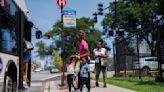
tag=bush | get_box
[52,50,63,70]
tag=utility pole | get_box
[61,7,65,86]
[137,34,141,79]
[114,0,118,76]
[114,0,117,28]
[56,0,67,87]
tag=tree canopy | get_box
[35,41,47,59]
[102,0,164,55]
[45,17,103,60]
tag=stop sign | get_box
[57,0,67,8]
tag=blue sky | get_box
[25,0,113,60]
[26,0,113,33]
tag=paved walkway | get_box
[24,82,45,92]
[43,76,136,92]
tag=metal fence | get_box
[113,32,156,77]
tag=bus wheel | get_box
[3,75,17,92]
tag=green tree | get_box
[52,50,63,70]
[35,41,47,59]
[103,0,164,56]
[45,17,102,59]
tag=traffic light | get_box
[98,3,103,15]
[116,31,124,37]
[47,32,51,39]
[35,30,42,39]
[108,31,114,36]
[93,13,97,23]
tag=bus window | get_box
[0,28,17,54]
[6,0,17,15]
[0,0,17,55]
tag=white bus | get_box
[0,0,33,92]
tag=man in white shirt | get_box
[93,40,108,88]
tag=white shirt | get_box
[66,62,75,75]
[93,48,107,64]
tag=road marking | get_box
[41,75,60,81]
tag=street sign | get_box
[57,0,67,8]
[63,10,76,28]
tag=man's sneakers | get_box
[95,82,99,87]
[96,82,107,88]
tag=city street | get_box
[31,71,59,81]
[0,0,163,92]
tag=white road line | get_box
[41,75,59,81]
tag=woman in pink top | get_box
[75,30,90,90]
[78,30,90,60]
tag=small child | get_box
[65,57,76,92]
[80,57,91,92]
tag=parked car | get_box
[89,60,95,73]
[34,68,43,72]
[134,57,164,75]
[50,66,60,73]
[44,65,54,71]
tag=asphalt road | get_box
[31,71,58,81]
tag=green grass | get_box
[104,77,164,92]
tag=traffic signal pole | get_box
[61,7,65,87]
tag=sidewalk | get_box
[24,81,45,92]
[43,76,136,92]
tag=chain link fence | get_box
[113,32,158,77]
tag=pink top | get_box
[79,39,90,60]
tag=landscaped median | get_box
[103,77,164,92]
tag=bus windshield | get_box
[0,0,18,55]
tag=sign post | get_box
[57,0,67,8]
[57,0,67,87]
[63,10,76,28]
